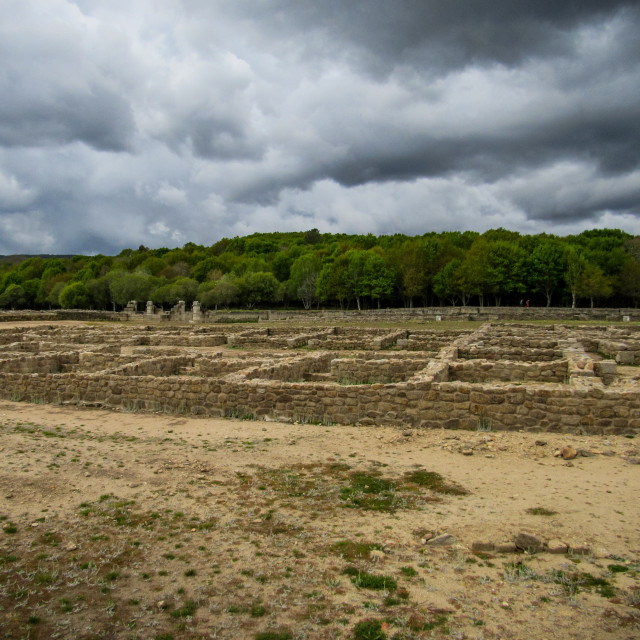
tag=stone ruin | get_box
[0,321,639,435]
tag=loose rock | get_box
[428,533,456,546]
[514,532,545,553]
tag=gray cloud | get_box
[0,0,638,255]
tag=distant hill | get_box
[0,255,74,264]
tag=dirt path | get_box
[1,401,639,639]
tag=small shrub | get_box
[348,570,397,592]
[255,630,293,640]
[403,470,468,496]
[353,619,386,640]
[171,600,197,618]
[526,506,557,516]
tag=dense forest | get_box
[2,228,640,311]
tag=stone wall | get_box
[0,369,637,435]
[448,359,568,383]
[330,356,432,384]
[1,320,639,435]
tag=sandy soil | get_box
[1,401,639,639]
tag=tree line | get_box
[1,228,640,311]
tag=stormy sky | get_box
[1,1,639,255]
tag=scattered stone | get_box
[5,494,13,499]
[578,449,595,457]
[534,440,547,446]
[561,446,578,460]
[593,547,610,559]
[547,539,568,554]
[65,542,78,552]
[428,533,456,547]
[570,543,591,556]
[514,532,546,553]
[624,457,640,465]
[495,542,517,553]
[402,429,413,437]
[471,541,495,553]
[461,449,474,456]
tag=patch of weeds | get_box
[171,600,198,618]
[340,472,404,512]
[0,553,18,564]
[402,469,468,496]
[353,618,386,640]
[504,561,538,582]
[331,540,384,561]
[59,598,73,613]
[526,506,558,516]
[399,566,418,578]
[344,568,398,592]
[250,602,268,617]
[545,569,615,598]
[3,522,18,534]
[608,564,629,573]
[255,630,293,640]
[184,568,196,577]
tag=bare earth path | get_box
[1,401,639,639]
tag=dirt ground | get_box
[1,400,639,640]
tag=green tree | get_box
[317,254,351,309]
[200,275,241,310]
[288,253,321,309]
[576,264,613,308]
[619,260,640,307]
[564,248,587,309]
[485,240,526,305]
[59,282,91,309]
[0,284,27,309]
[239,272,279,308]
[362,252,395,308]
[526,239,566,307]
[109,272,156,309]
[433,259,462,305]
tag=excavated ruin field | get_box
[0,320,639,639]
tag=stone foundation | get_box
[0,322,638,435]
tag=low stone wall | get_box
[449,359,568,383]
[598,340,640,364]
[108,356,195,377]
[0,370,637,435]
[330,356,432,384]
[0,352,79,374]
[458,346,563,362]
[243,353,333,382]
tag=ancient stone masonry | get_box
[0,322,639,434]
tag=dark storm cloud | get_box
[0,0,136,152]
[222,0,639,73]
[0,0,639,254]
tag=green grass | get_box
[353,619,387,640]
[402,469,468,495]
[343,567,397,592]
